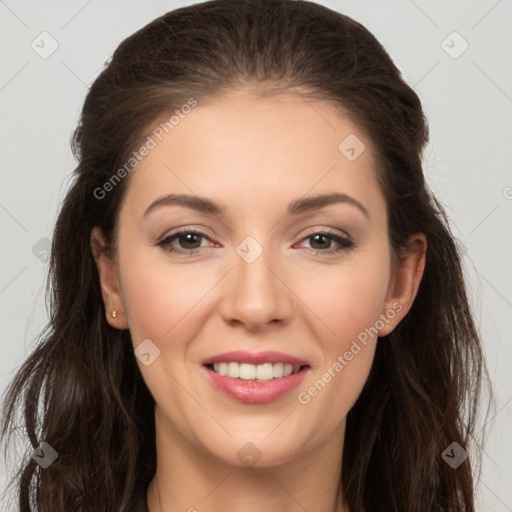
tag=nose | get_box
[218,241,294,332]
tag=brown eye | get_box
[157,229,212,256]
[298,231,354,255]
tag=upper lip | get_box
[202,350,309,367]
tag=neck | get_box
[146,407,349,512]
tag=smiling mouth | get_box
[204,362,309,382]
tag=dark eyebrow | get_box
[143,192,370,220]
[288,192,370,219]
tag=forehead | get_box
[121,91,384,221]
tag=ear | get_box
[90,226,128,330]
[377,232,427,337]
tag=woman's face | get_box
[93,90,424,468]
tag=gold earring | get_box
[111,310,117,318]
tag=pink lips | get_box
[202,350,310,404]
[202,350,309,367]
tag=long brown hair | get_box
[1,0,493,510]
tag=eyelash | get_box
[156,228,355,257]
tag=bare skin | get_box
[91,89,426,512]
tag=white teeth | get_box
[209,362,302,380]
[239,363,256,380]
[227,362,239,378]
[256,363,273,381]
[273,362,284,378]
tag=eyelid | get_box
[157,224,351,242]
[298,225,351,240]
[156,226,350,245]
[156,225,354,257]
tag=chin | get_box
[204,438,301,469]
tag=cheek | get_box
[294,252,389,415]
[298,340,377,436]
[121,272,170,343]
[118,243,204,345]
[312,253,391,341]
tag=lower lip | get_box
[203,365,309,404]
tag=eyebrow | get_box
[143,192,370,220]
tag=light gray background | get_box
[1,0,511,510]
